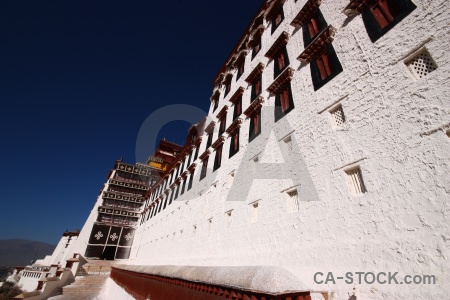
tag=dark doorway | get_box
[101,246,116,260]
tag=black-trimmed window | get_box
[274,46,290,78]
[163,194,169,209]
[194,146,199,160]
[271,7,284,34]
[181,177,187,195]
[168,189,175,206]
[180,159,184,173]
[310,44,343,91]
[187,151,192,166]
[188,173,194,190]
[157,200,163,214]
[219,114,227,136]
[275,83,295,122]
[213,145,223,171]
[236,56,245,80]
[249,110,262,142]
[224,75,232,96]
[174,185,179,200]
[200,158,208,180]
[252,36,262,60]
[302,9,328,47]
[362,0,416,42]
[146,206,155,221]
[229,129,240,158]
[206,132,213,148]
[213,99,219,112]
[251,74,262,101]
[233,96,242,120]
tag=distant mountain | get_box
[0,239,55,267]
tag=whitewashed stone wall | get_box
[131,1,448,299]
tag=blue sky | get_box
[0,0,262,244]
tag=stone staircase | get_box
[60,260,117,299]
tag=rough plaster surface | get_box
[69,0,449,299]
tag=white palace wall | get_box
[127,0,448,299]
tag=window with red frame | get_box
[275,83,294,122]
[233,96,242,120]
[181,177,187,195]
[271,8,284,33]
[224,75,232,96]
[361,0,416,42]
[251,36,262,60]
[200,158,208,180]
[188,172,194,190]
[274,46,290,78]
[213,144,223,171]
[206,132,213,148]
[302,9,328,47]
[236,56,245,80]
[219,114,227,136]
[249,110,261,142]
[251,74,262,101]
[229,129,240,158]
[310,44,343,91]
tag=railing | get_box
[113,176,148,185]
[99,205,141,213]
[108,179,148,190]
[102,190,144,202]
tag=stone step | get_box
[62,274,108,298]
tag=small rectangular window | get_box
[180,177,187,195]
[224,75,233,96]
[252,37,262,60]
[271,8,284,33]
[229,129,240,158]
[287,189,299,212]
[213,144,223,171]
[200,158,208,180]
[405,48,437,80]
[249,110,262,142]
[310,45,343,90]
[188,173,194,190]
[275,83,294,122]
[187,151,192,166]
[283,135,292,152]
[302,9,328,47]
[219,115,227,136]
[251,201,259,223]
[345,166,367,195]
[274,46,290,78]
[206,133,213,149]
[213,99,219,112]
[236,57,245,80]
[233,96,242,120]
[251,74,262,101]
[370,0,401,29]
[174,185,179,200]
[194,146,200,160]
[329,105,345,128]
[361,0,416,42]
